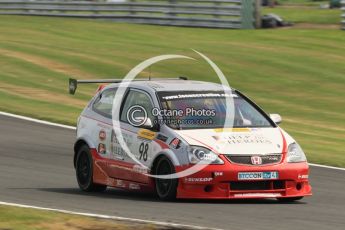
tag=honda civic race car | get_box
[69,77,312,201]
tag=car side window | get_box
[93,88,116,118]
[120,90,155,123]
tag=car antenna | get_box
[149,66,151,81]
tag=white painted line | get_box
[1,111,345,172]
[309,163,345,171]
[0,201,219,230]
[0,111,76,130]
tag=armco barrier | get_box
[0,0,261,29]
[341,1,345,30]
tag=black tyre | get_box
[76,145,107,192]
[154,156,178,201]
[277,196,303,202]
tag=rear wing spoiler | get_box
[68,77,188,95]
[69,78,123,95]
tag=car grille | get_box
[230,180,285,191]
[226,154,282,165]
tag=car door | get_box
[107,88,157,184]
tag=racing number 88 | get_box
[139,142,149,161]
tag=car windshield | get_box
[157,91,273,130]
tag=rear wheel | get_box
[154,156,178,201]
[76,145,107,192]
[277,196,303,202]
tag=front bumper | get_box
[176,158,312,199]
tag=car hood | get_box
[175,127,286,155]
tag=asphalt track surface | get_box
[0,114,345,230]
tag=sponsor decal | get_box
[251,156,262,165]
[129,183,140,190]
[212,171,223,177]
[115,180,126,188]
[214,128,251,133]
[184,177,213,183]
[137,129,156,140]
[97,143,106,154]
[267,155,279,161]
[161,92,238,100]
[156,134,168,143]
[234,193,281,198]
[111,130,132,160]
[298,174,309,179]
[106,177,114,185]
[212,133,272,145]
[169,138,181,149]
[238,172,279,180]
[99,130,106,141]
[133,165,148,174]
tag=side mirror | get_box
[137,117,160,131]
[270,114,282,124]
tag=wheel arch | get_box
[150,150,180,173]
[73,137,95,168]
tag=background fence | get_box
[341,1,345,30]
[0,0,260,29]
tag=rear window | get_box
[92,88,116,117]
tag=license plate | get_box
[238,172,279,180]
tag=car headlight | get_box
[188,146,224,165]
[287,142,307,163]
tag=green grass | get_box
[279,0,329,6]
[0,205,159,230]
[0,15,344,167]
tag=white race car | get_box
[70,77,312,201]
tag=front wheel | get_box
[277,196,304,202]
[154,156,178,201]
[76,145,107,192]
